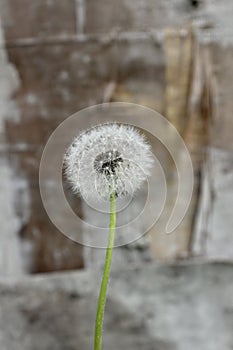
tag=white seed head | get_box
[64,123,154,200]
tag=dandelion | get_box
[64,123,153,200]
[64,123,154,350]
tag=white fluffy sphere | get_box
[64,123,154,201]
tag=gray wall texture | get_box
[0,1,233,348]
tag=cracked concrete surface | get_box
[0,262,233,350]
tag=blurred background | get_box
[0,0,233,349]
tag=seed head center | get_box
[94,150,123,176]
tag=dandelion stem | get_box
[94,190,116,350]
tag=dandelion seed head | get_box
[64,123,154,201]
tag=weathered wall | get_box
[0,1,233,350]
[1,262,233,350]
[0,0,232,274]
[0,18,25,275]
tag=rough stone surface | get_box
[0,0,233,273]
[84,0,233,43]
[0,3,232,349]
[1,0,77,41]
[0,262,233,349]
[206,149,233,259]
[85,0,204,34]
[0,18,24,275]
[210,45,233,150]
[194,149,233,260]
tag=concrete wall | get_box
[0,0,232,273]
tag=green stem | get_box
[94,191,116,350]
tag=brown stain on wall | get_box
[150,28,213,260]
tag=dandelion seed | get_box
[64,123,154,200]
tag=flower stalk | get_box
[94,189,116,350]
